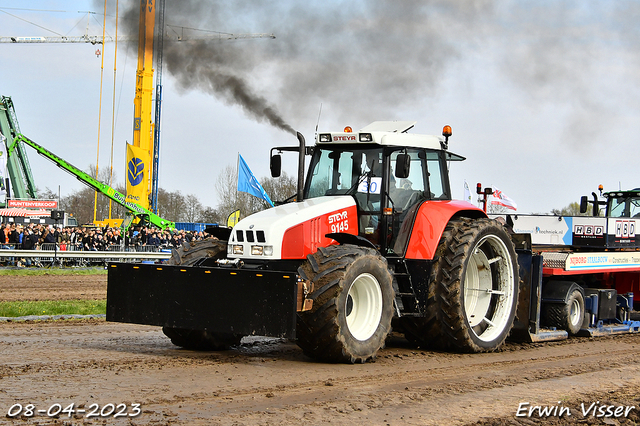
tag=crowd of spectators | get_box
[0,222,208,252]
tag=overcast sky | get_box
[0,0,638,216]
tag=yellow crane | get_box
[125,0,156,212]
[1,2,275,225]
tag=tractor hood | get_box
[227,196,358,260]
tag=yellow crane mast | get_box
[126,0,156,211]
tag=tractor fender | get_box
[541,280,584,304]
[404,200,486,260]
[326,232,377,249]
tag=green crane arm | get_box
[0,96,38,200]
[9,134,175,231]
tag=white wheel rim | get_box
[346,273,383,341]
[569,298,581,327]
[463,234,515,343]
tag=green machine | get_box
[7,133,174,231]
[0,96,37,204]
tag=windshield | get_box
[306,146,383,199]
[609,195,640,218]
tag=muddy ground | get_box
[1,274,640,425]
[0,273,107,302]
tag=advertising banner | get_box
[8,199,57,209]
[126,143,151,210]
[227,209,240,227]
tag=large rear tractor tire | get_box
[162,237,244,350]
[437,218,519,352]
[400,219,468,349]
[541,289,585,335]
[297,245,395,363]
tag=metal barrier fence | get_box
[4,243,164,251]
[0,243,171,267]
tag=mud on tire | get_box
[297,245,395,363]
[436,218,519,353]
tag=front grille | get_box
[236,229,266,244]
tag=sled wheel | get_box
[297,245,395,363]
[163,237,243,350]
[437,218,519,352]
[541,289,585,335]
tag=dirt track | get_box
[1,274,640,425]
[0,273,106,301]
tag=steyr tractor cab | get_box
[108,121,520,363]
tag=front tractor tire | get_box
[297,245,395,363]
[162,238,244,351]
[169,238,226,266]
[162,327,242,351]
[437,218,519,352]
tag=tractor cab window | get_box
[387,149,428,212]
[306,146,383,200]
[609,194,640,218]
[386,149,450,255]
[305,146,384,243]
[426,152,446,199]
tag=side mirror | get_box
[579,196,588,214]
[395,153,410,179]
[270,154,281,178]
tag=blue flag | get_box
[237,154,274,207]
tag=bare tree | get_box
[261,171,297,204]
[198,206,222,224]
[36,187,58,201]
[215,164,269,221]
[157,188,185,221]
[58,165,127,224]
[214,164,299,222]
[183,194,203,222]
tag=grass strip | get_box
[0,300,106,317]
[0,267,107,276]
